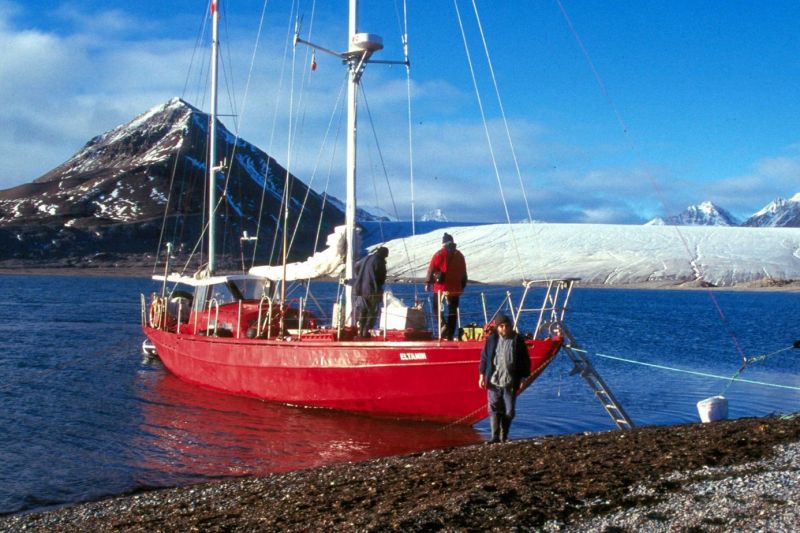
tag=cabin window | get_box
[192,285,209,311]
[207,283,238,306]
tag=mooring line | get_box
[571,348,800,392]
[438,404,487,432]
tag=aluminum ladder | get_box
[557,323,635,430]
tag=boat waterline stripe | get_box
[572,348,800,392]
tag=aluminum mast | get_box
[207,0,220,274]
[344,0,359,324]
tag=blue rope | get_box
[571,347,800,392]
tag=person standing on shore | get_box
[478,314,531,443]
[424,233,467,340]
[352,246,388,338]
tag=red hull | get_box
[144,327,562,424]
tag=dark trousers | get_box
[488,384,516,442]
[433,293,460,340]
[355,294,381,337]
[487,384,517,419]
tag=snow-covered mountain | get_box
[744,193,800,228]
[662,201,739,226]
[381,223,800,287]
[0,98,345,265]
[650,196,800,228]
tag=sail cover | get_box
[248,225,347,281]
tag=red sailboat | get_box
[141,0,576,424]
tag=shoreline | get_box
[2,414,798,531]
[1,266,798,292]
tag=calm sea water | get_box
[1,274,798,515]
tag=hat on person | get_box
[377,246,389,257]
[442,232,454,244]
[495,314,511,327]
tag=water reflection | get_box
[133,370,482,486]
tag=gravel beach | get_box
[2,414,798,532]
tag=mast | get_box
[344,0,359,324]
[207,0,220,275]
[292,0,384,326]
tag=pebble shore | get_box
[2,414,798,532]
[544,441,800,531]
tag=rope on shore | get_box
[571,346,800,392]
[438,405,487,431]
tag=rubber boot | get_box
[487,415,501,444]
[500,416,512,442]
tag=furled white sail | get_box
[248,225,348,281]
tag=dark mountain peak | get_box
[34,98,198,187]
[0,98,345,267]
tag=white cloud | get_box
[705,153,800,218]
[51,5,148,37]
[1,1,795,229]
[0,2,209,187]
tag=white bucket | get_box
[697,395,728,423]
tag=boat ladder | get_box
[558,323,635,430]
[510,279,633,430]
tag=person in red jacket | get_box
[425,232,468,340]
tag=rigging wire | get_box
[289,75,349,257]
[214,0,271,270]
[399,0,420,299]
[196,5,213,271]
[219,2,240,134]
[280,2,321,270]
[153,8,211,276]
[391,0,417,247]
[253,0,298,268]
[288,3,317,175]
[170,0,272,277]
[277,4,306,307]
[360,86,419,284]
[167,0,231,276]
[554,0,748,366]
[304,89,347,304]
[721,342,800,395]
[284,24,341,256]
[469,0,534,225]
[452,0,527,283]
[225,0,273,272]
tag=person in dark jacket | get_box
[352,246,388,338]
[478,314,531,443]
[424,232,468,340]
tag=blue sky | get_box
[2,0,799,223]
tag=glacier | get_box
[378,223,800,287]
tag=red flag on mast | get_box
[311,51,317,71]
[211,0,217,15]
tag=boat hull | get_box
[143,327,562,424]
